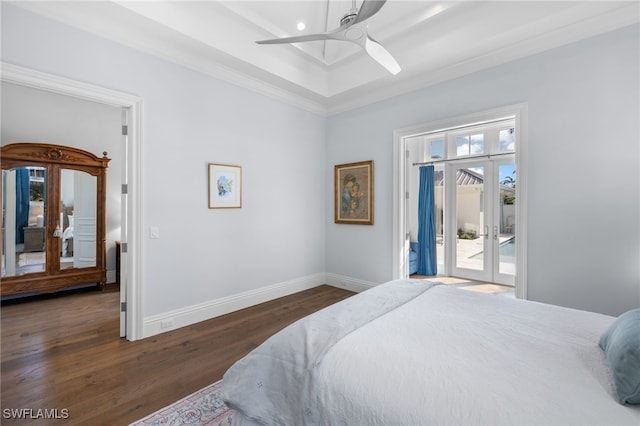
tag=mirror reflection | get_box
[2,166,47,277]
[2,167,97,278]
[60,169,97,270]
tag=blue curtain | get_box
[15,168,30,244]
[417,165,437,275]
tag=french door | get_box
[447,157,516,285]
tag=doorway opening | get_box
[1,63,143,340]
[393,104,527,299]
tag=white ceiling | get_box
[11,1,640,115]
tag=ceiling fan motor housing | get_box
[340,12,358,27]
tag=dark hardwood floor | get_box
[1,285,355,425]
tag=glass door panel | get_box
[496,161,516,283]
[453,164,490,280]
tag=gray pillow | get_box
[599,308,640,404]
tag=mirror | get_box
[1,166,98,278]
[59,168,97,270]
[2,166,47,277]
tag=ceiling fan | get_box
[256,0,401,75]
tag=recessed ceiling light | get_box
[297,22,306,31]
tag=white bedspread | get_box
[222,280,640,425]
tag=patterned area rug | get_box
[130,380,234,426]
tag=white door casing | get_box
[393,103,528,298]
[1,62,143,340]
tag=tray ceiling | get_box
[10,1,639,115]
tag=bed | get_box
[221,279,640,425]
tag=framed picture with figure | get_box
[334,160,373,225]
[208,163,242,208]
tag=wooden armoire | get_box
[1,143,110,297]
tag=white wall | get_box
[1,4,327,327]
[326,24,639,316]
[1,82,122,282]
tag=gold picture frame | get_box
[335,160,373,225]
[208,163,242,208]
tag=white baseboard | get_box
[325,273,378,293]
[142,272,327,338]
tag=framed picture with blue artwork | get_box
[208,163,242,208]
[334,160,373,225]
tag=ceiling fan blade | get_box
[364,34,401,75]
[354,0,387,25]
[257,32,335,45]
